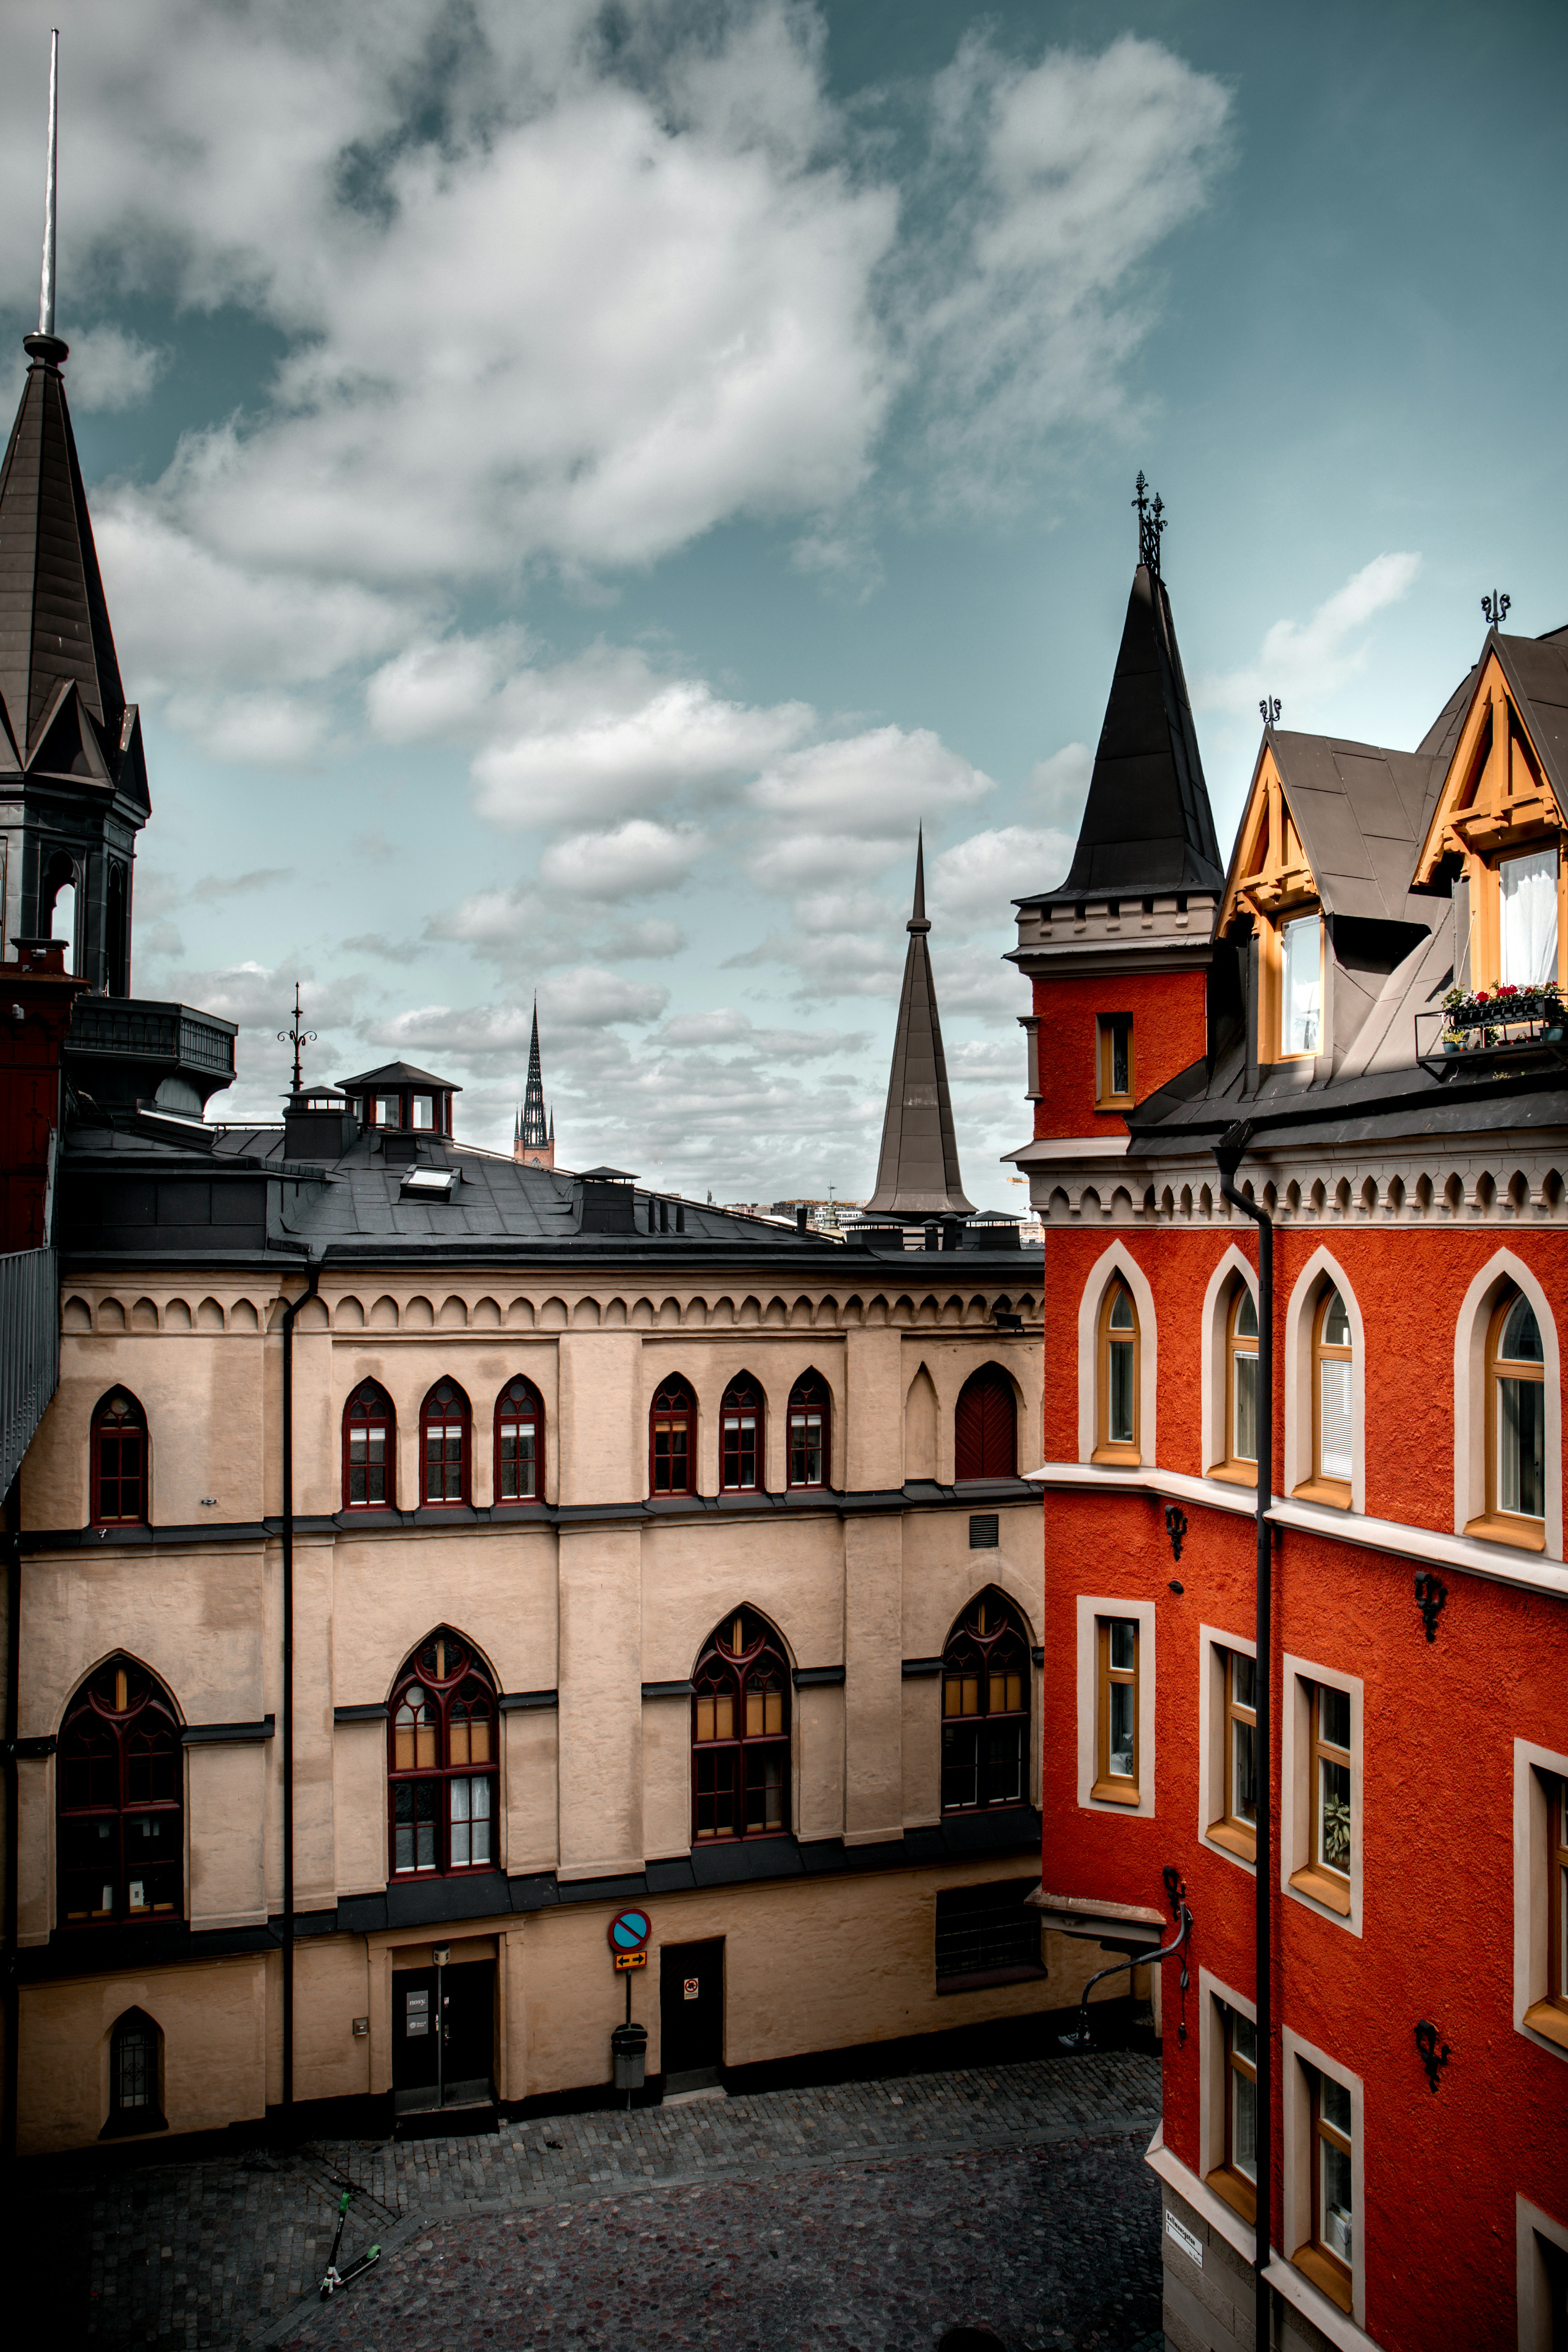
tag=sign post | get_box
[607,1910,651,2105]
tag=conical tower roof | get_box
[1022,491,1222,907]
[0,334,127,765]
[861,834,974,1218]
[519,997,549,1149]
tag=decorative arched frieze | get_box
[1076,1244,1158,1469]
[63,1295,92,1332]
[369,1294,399,1329]
[437,1294,467,1328]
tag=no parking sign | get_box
[608,1908,651,1970]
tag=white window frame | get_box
[1075,1594,1156,1816]
[1199,1965,1258,2252]
[1455,1249,1563,1561]
[1281,2027,1366,2331]
[1283,1247,1366,1515]
[1076,1244,1157,1468]
[1199,1625,1258,1874]
[1513,1734,1568,2064]
[1281,1653,1363,1936]
[1517,2193,1568,2352]
[1200,1245,1260,1482]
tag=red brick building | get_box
[1011,500,1568,2352]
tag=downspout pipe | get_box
[279,1255,322,2122]
[3,1479,20,2160]
[1214,1121,1274,2352]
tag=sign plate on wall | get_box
[1164,2210,1203,2268]
[684,1978,700,2001]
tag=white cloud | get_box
[365,632,528,744]
[1029,740,1093,821]
[539,820,706,901]
[539,966,670,1032]
[931,824,1076,922]
[749,723,993,833]
[1197,553,1423,718]
[162,688,330,766]
[612,919,687,961]
[5,323,168,415]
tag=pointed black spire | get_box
[861,831,974,1219]
[1033,483,1223,904]
[519,997,548,1149]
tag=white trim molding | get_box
[1281,1651,1364,1937]
[1198,1966,1258,2249]
[1076,1242,1158,1467]
[1200,1242,1259,1479]
[1283,1245,1366,1514]
[1281,2024,1368,2333]
[1513,1735,1568,2065]
[1518,2193,1568,2352]
[1454,1247,1563,1560]
[1143,2118,1257,2269]
[1198,1624,1258,1875]
[1074,1593,1156,1816]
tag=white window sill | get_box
[1263,2255,1383,2351]
[1142,2122,1256,2268]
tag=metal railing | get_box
[0,1247,58,1499]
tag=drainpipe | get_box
[1214,1121,1273,2352]
[2,1479,20,2159]
[279,1256,322,2122]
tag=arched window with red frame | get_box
[691,1608,791,1843]
[720,1373,764,1492]
[955,1364,1017,1480]
[58,1657,182,1925]
[650,1377,695,1496]
[786,1370,831,1489]
[343,1380,395,1510]
[91,1390,147,1526]
[494,1374,543,1503]
[420,1379,470,1505]
[940,1590,1031,1813]
[388,1629,497,1877]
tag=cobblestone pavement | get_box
[32,2050,1162,2352]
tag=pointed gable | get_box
[862,835,974,1218]
[1413,632,1568,889]
[0,342,126,765]
[1025,561,1223,905]
[1222,732,1441,936]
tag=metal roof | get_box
[337,1060,462,1093]
[860,836,974,1218]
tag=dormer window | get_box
[1414,664,1566,996]
[1500,848,1559,985]
[1280,913,1323,1057]
[374,1093,400,1128]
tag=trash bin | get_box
[611,2021,648,2093]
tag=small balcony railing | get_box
[1415,1003,1568,1081]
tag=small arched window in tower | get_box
[720,1376,763,1492]
[91,1390,147,1526]
[650,1378,695,1496]
[389,1630,497,1877]
[420,1380,470,1505]
[343,1380,395,1509]
[1094,1282,1140,1462]
[691,1609,791,1841]
[1222,1286,1260,1479]
[105,2008,166,2136]
[787,1371,830,1489]
[941,1592,1031,1812]
[495,1375,543,1502]
[58,1658,183,1926]
[1489,1288,1545,1530]
[1310,1287,1353,1503]
[955,1365,1017,1481]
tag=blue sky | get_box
[2,0,1564,1203]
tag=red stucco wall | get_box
[1031,969,1208,1142]
[1039,1217,1568,2351]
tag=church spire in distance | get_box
[514,996,555,1168]
[860,830,974,1221]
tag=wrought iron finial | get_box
[1414,2019,1450,2093]
[1482,591,1511,629]
[278,982,317,1094]
[1414,1571,1447,1643]
[1132,472,1167,578]
[39,29,58,338]
[1259,696,1282,727]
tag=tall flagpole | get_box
[39,30,59,337]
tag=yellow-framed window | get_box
[1096,1013,1135,1110]
[1094,1281,1140,1463]
[1093,1616,1139,1803]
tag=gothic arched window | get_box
[941,1591,1031,1813]
[91,1390,147,1527]
[955,1364,1017,1480]
[787,1371,830,1489]
[58,1658,183,1926]
[720,1374,763,1492]
[650,1377,695,1496]
[495,1374,543,1503]
[343,1380,395,1509]
[388,1630,497,1877]
[1490,1287,1546,1528]
[105,2007,166,2136]
[691,1608,791,1843]
[420,1379,471,1505]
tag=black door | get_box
[393,1961,495,2113]
[660,1938,724,2091]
